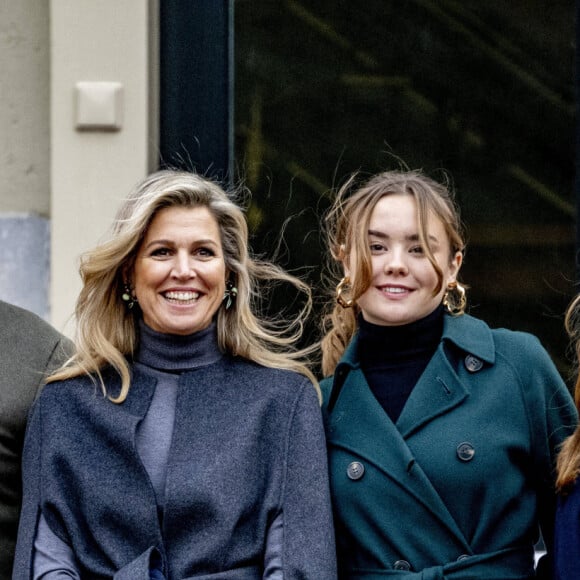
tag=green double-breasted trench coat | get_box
[321,313,577,579]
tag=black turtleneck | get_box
[358,305,444,423]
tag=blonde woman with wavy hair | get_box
[14,170,336,579]
[51,170,316,402]
[319,169,576,578]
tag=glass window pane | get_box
[235,0,576,376]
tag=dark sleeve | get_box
[552,483,580,580]
[0,304,72,579]
[518,337,578,579]
[281,381,337,579]
[12,394,44,579]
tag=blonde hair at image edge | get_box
[48,170,317,403]
[556,292,580,492]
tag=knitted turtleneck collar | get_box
[358,305,444,366]
[357,305,445,422]
[135,319,223,373]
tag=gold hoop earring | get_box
[443,281,466,316]
[336,276,353,309]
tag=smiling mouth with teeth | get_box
[163,291,201,302]
[383,287,408,294]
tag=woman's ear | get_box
[121,262,134,288]
[448,251,463,284]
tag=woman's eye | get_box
[196,247,215,258]
[151,247,171,257]
[369,243,385,253]
[410,245,425,254]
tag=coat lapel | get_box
[395,344,469,439]
[396,313,495,440]
[327,366,471,548]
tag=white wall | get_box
[0,1,50,215]
[0,2,52,318]
[0,0,157,328]
[50,0,158,334]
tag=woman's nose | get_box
[172,252,195,278]
[384,250,408,275]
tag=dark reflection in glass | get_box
[235,0,576,379]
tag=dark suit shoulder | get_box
[0,301,72,402]
[0,300,70,352]
[0,299,53,329]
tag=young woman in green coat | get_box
[319,170,577,579]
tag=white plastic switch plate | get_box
[75,81,123,131]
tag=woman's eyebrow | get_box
[367,230,440,244]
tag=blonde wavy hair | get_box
[320,170,466,377]
[556,293,580,492]
[49,170,317,402]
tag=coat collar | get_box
[441,313,495,365]
[396,313,495,438]
[327,313,493,426]
[337,313,495,371]
[328,313,494,409]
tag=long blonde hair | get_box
[556,293,580,492]
[320,170,465,377]
[49,170,316,402]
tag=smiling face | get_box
[347,193,462,326]
[131,205,227,335]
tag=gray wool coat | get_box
[13,355,337,579]
[0,300,72,580]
